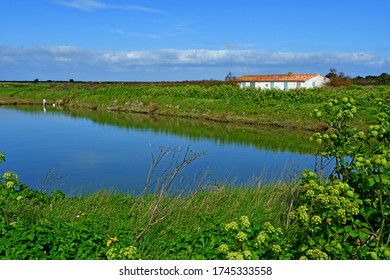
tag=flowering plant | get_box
[218,216,292,260]
[218,96,389,260]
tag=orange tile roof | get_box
[235,74,319,82]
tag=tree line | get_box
[326,68,390,87]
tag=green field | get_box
[1,82,389,259]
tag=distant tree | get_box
[352,73,390,85]
[326,68,338,78]
[33,79,39,83]
[224,71,236,81]
[69,79,74,83]
[338,72,346,78]
[377,72,390,84]
[325,68,352,87]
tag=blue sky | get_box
[1,0,389,81]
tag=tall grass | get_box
[137,182,298,259]
[9,178,297,259]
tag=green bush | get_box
[217,96,390,260]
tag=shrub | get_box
[218,95,390,260]
[217,216,292,260]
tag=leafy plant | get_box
[217,96,389,260]
[0,220,107,260]
[217,216,292,260]
[289,171,366,259]
[309,97,390,258]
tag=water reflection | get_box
[43,98,47,113]
[1,106,320,195]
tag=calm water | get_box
[0,106,319,195]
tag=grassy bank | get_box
[1,173,295,259]
[1,82,389,130]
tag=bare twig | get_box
[40,165,67,193]
[134,145,208,243]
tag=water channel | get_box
[1,106,321,195]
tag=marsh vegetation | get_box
[1,82,389,259]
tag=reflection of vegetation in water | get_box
[5,105,316,154]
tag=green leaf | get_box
[26,232,35,241]
[251,252,259,260]
[324,244,332,252]
[359,232,368,241]
[367,178,375,187]
[349,230,359,238]
[299,244,309,252]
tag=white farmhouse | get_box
[236,73,329,90]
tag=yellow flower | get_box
[243,250,252,259]
[227,252,244,260]
[218,244,229,254]
[311,215,322,226]
[120,246,137,259]
[255,231,267,245]
[225,221,239,231]
[106,236,119,247]
[271,245,282,253]
[235,231,248,242]
[239,215,251,228]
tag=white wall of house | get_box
[239,75,328,90]
[301,75,329,89]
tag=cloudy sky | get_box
[1,0,389,81]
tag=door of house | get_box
[284,82,288,90]
[270,82,274,89]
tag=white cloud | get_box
[0,55,17,64]
[55,0,165,14]
[333,51,377,63]
[54,56,73,62]
[55,0,105,11]
[1,45,389,80]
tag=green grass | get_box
[2,180,297,259]
[1,82,389,130]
